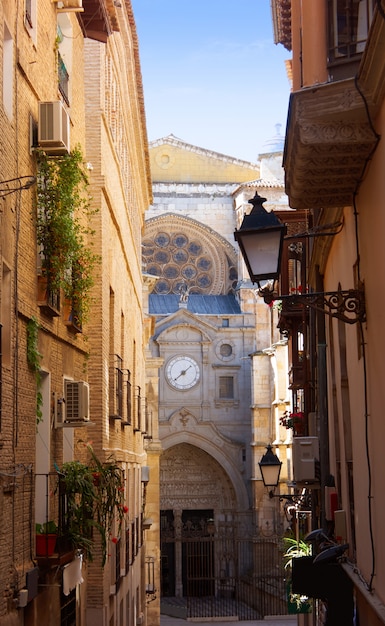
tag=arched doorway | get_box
[160,443,238,600]
[160,444,287,619]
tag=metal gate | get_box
[161,514,287,620]
[184,534,286,619]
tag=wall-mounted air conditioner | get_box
[53,0,84,10]
[64,381,90,422]
[293,436,319,483]
[38,101,70,155]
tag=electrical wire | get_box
[351,71,380,592]
[0,176,36,198]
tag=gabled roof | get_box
[149,294,242,316]
[149,134,258,168]
[149,135,260,185]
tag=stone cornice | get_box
[284,79,379,209]
[284,6,385,210]
[149,134,259,169]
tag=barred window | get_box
[219,376,234,399]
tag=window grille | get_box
[58,52,69,105]
[126,370,132,425]
[219,376,234,399]
[328,0,374,62]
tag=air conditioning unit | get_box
[53,0,83,8]
[293,436,319,483]
[64,381,90,422]
[38,101,70,155]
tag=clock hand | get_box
[173,365,192,381]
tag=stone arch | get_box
[161,437,249,511]
[143,213,238,295]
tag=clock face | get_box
[166,356,200,390]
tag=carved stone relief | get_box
[160,443,237,512]
[143,214,238,295]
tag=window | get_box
[220,343,232,357]
[58,52,69,106]
[126,369,132,425]
[25,0,33,27]
[135,386,142,432]
[219,376,234,399]
[110,355,123,420]
[328,0,375,62]
[57,14,73,105]
[1,263,11,367]
[24,0,37,43]
[3,24,13,120]
[115,357,123,419]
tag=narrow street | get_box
[160,616,297,626]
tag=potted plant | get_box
[280,410,306,436]
[35,520,58,556]
[57,442,127,566]
[283,536,312,614]
[35,146,99,328]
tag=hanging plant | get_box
[57,442,126,566]
[27,316,43,425]
[35,146,99,326]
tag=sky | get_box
[131,0,291,164]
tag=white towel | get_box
[63,555,84,596]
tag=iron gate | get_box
[161,518,287,620]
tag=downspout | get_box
[316,267,329,529]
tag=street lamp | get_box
[234,193,365,324]
[258,444,282,488]
[259,445,310,504]
[234,192,286,288]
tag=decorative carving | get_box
[285,79,379,209]
[160,443,236,511]
[143,214,238,294]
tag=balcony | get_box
[78,0,120,43]
[284,7,385,210]
[37,276,60,317]
[35,473,74,567]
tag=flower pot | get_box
[36,533,57,556]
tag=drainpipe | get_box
[316,268,330,529]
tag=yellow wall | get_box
[150,138,259,183]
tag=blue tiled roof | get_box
[149,294,241,315]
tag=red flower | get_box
[111,537,118,544]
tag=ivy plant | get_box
[35,146,99,326]
[27,316,43,425]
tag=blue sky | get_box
[131,0,291,163]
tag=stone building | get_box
[270,2,385,624]
[0,1,152,625]
[144,134,291,616]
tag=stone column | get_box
[174,509,183,597]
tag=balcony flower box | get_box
[35,521,58,557]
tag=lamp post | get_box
[234,192,286,288]
[258,444,282,488]
[259,445,310,505]
[234,193,365,324]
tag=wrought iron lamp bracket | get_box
[260,287,366,325]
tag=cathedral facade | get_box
[144,134,291,609]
